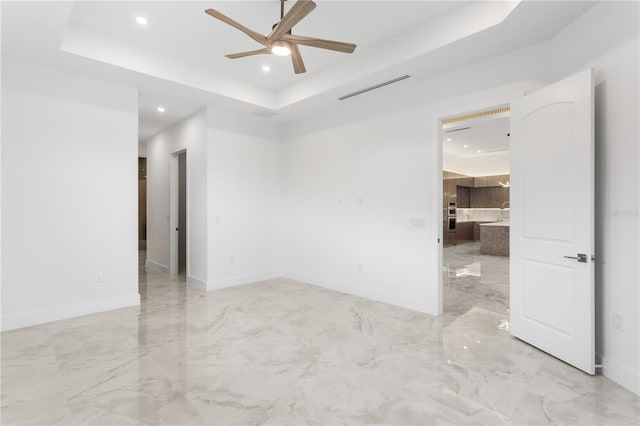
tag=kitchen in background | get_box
[443,170,510,256]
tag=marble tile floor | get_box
[443,242,510,325]
[2,250,639,425]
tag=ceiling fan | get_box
[204,0,357,74]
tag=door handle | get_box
[564,253,588,263]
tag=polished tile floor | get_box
[443,242,510,324]
[1,248,639,425]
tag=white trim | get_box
[597,352,640,396]
[145,259,169,274]
[1,293,140,331]
[187,275,207,290]
[208,270,282,291]
[284,271,436,314]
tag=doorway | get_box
[170,150,187,277]
[138,157,147,251]
[433,70,595,375]
[440,108,511,324]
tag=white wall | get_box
[138,140,147,158]
[206,109,283,290]
[281,2,639,395]
[443,151,510,177]
[1,58,139,330]
[146,109,207,287]
[283,108,436,312]
[552,5,639,397]
[146,108,283,291]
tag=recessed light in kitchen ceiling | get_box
[136,16,148,25]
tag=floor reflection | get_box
[443,241,510,325]
[1,246,638,424]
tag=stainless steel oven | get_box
[447,202,457,232]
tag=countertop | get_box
[479,222,511,227]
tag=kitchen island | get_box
[480,222,510,256]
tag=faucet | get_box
[501,201,510,208]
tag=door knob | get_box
[564,253,588,263]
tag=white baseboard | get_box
[2,293,140,332]
[187,275,207,290]
[208,270,282,291]
[283,271,437,315]
[597,352,640,396]
[146,259,169,274]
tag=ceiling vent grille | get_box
[252,109,278,119]
[444,126,472,133]
[338,75,411,101]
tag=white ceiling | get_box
[68,1,464,91]
[1,1,598,142]
[443,117,510,158]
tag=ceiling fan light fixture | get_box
[271,40,292,57]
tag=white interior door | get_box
[510,69,595,374]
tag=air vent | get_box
[338,75,411,101]
[444,126,471,133]
[252,109,278,119]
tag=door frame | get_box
[169,149,188,277]
[429,90,524,315]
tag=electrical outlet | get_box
[357,263,363,273]
[230,256,235,265]
[612,313,624,331]
[95,273,104,284]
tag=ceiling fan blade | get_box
[205,9,268,46]
[268,0,316,42]
[281,34,356,54]
[290,44,306,74]
[225,48,271,59]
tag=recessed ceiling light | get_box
[446,138,452,142]
[262,65,271,72]
[157,107,165,113]
[136,16,148,25]
[463,145,469,148]
[477,150,483,153]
